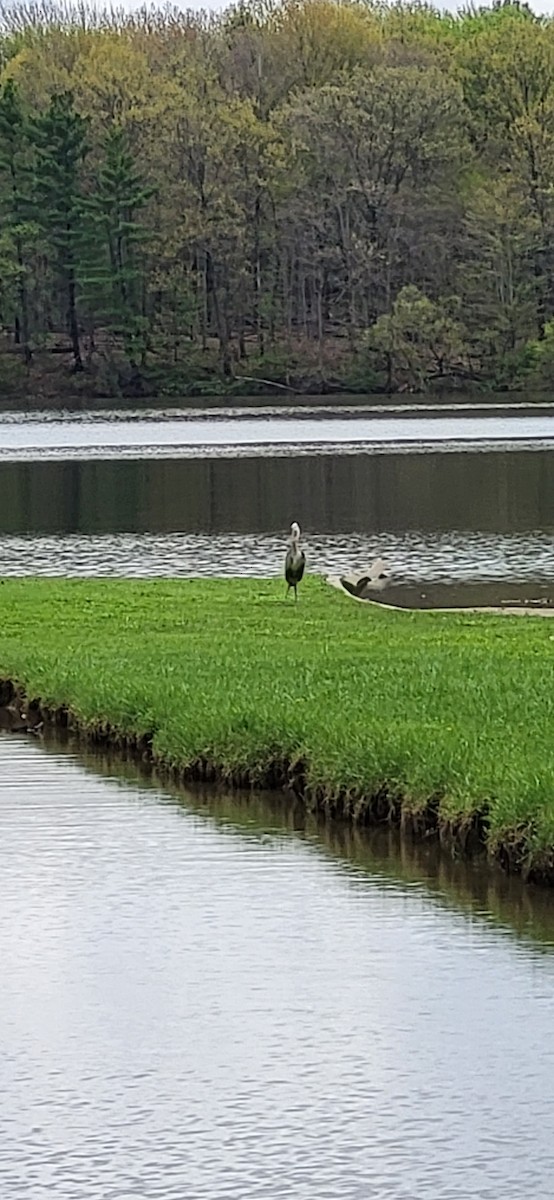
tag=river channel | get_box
[1,733,554,1199]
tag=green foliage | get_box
[0,79,36,360]
[3,576,554,870]
[0,79,32,222]
[368,287,468,390]
[31,91,88,369]
[523,320,554,385]
[81,126,152,362]
[31,91,87,257]
[1,1,554,391]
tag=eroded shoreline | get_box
[1,676,550,890]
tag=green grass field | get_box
[1,576,554,871]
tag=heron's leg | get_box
[294,584,298,602]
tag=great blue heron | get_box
[285,521,306,601]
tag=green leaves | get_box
[2,4,554,389]
[0,78,36,361]
[80,125,153,360]
[31,91,88,240]
[30,90,88,369]
[367,287,468,390]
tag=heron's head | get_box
[290,521,301,541]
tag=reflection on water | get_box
[2,411,554,584]
[2,450,554,535]
[2,733,554,1200]
[153,770,554,952]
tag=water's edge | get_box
[2,678,551,890]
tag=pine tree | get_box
[81,127,153,368]
[0,80,35,364]
[31,92,87,372]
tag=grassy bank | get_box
[2,576,554,881]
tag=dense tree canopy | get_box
[0,0,553,396]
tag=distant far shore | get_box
[0,345,542,412]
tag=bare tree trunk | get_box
[85,323,95,369]
[9,155,32,365]
[200,250,208,352]
[301,265,309,339]
[252,190,265,356]
[206,250,231,375]
[15,237,31,365]
[336,204,356,351]
[315,268,324,369]
[67,253,83,372]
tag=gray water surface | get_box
[2,734,554,1199]
[4,404,554,459]
[3,404,554,586]
[2,528,554,582]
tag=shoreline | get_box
[0,354,543,413]
[0,690,548,887]
[0,343,485,407]
[2,576,554,890]
[0,384,541,413]
[0,677,500,876]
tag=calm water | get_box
[2,402,554,582]
[5,403,554,459]
[2,733,554,1199]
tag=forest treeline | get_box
[1,0,554,399]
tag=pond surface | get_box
[1,733,554,1199]
[5,402,554,459]
[2,399,554,586]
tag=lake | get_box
[3,399,554,1197]
[1,399,554,582]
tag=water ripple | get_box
[1,736,554,1198]
[1,528,554,582]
